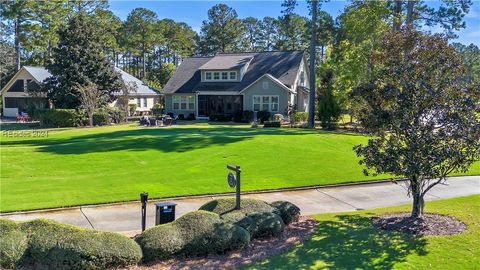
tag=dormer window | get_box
[204,71,238,81]
[300,71,305,86]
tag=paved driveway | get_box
[1,176,478,233]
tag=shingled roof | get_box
[162,51,305,94]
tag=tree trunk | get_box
[406,0,416,27]
[410,180,424,218]
[15,18,21,71]
[393,0,402,31]
[308,0,318,129]
[88,112,93,127]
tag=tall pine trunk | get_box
[393,0,402,31]
[308,0,318,129]
[15,18,21,71]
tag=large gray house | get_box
[163,51,310,119]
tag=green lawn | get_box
[249,195,480,269]
[1,122,479,212]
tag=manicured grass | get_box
[248,195,480,269]
[1,123,479,212]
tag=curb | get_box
[0,175,474,216]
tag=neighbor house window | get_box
[205,71,237,81]
[137,98,141,107]
[229,72,237,80]
[253,95,279,112]
[172,95,194,110]
[143,98,147,107]
[206,72,212,80]
[213,72,220,80]
[222,72,228,80]
[300,71,305,86]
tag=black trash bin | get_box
[155,202,177,225]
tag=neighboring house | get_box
[163,51,310,119]
[0,66,160,117]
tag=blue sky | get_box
[109,0,480,46]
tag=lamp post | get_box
[140,192,148,231]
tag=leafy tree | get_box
[44,13,123,108]
[276,13,308,51]
[241,17,262,51]
[198,4,244,55]
[89,9,122,61]
[116,82,137,122]
[452,42,480,83]
[390,0,473,37]
[317,70,341,130]
[0,0,67,69]
[351,30,480,217]
[258,17,279,51]
[77,82,106,127]
[122,8,158,78]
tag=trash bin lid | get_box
[155,202,177,207]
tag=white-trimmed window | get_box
[172,95,194,110]
[204,71,238,81]
[253,95,279,112]
[137,98,141,107]
[143,98,148,107]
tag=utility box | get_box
[155,202,177,225]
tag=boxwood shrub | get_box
[263,121,281,128]
[0,218,142,269]
[199,197,277,223]
[136,211,249,262]
[270,201,301,224]
[37,109,80,127]
[0,219,28,269]
[235,212,285,238]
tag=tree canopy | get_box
[351,30,480,217]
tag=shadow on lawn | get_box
[253,214,428,269]
[1,126,313,154]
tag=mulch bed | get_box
[371,213,467,236]
[128,216,317,270]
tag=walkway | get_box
[2,176,479,233]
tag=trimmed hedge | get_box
[136,211,249,262]
[0,219,28,269]
[93,111,110,126]
[37,109,80,127]
[199,197,277,223]
[292,112,308,123]
[257,110,271,123]
[264,121,281,128]
[270,201,301,224]
[235,212,285,238]
[0,218,142,269]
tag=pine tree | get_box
[44,12,123,108]
[317,70,341,130]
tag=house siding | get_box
[165,94,196,116]
[242,76,290,115]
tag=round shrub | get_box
[20,219,142,269]
[136,211,250,262]
[273,114,284,122]
[0,219,28,269]
[236,212,285,238]
[199,198,277,223]
[270,201,301,224]
[135,224,184,261]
